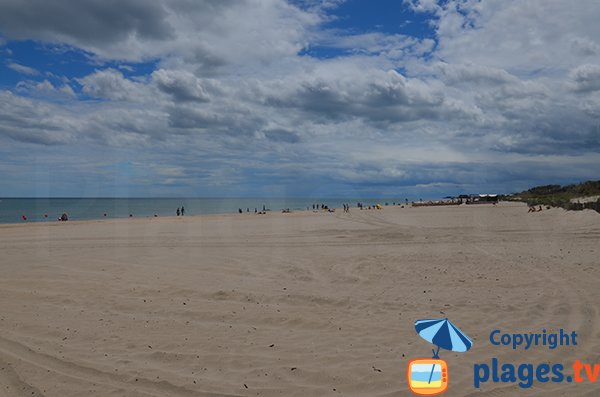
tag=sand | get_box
[0,202,599,396]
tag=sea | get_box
[0,198,414,224]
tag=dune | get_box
[0,202,599,396]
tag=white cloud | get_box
[312,31,435,60]
[60,84,76,97]
[420,0,600,75]
[77,69,152,102]
[7,61,39,75]
[434,62,519,86]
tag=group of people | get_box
[238,205,268,214]
[176,206,185,216]
[231,201,392,215]
[527,205,546,213]
[357,202,383,210]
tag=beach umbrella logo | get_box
[407,318,473,396]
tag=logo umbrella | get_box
[414,318,473,384]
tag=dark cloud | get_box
[263,129,300,143]
[0,0,174,46]
[264,71,478,124]
[167,106,224,130]
[165,104,265,136]
[570,64,600,93]
[153,69,212,102]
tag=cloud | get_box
[14,79,77,100]
[0,0,320,67]
[1,0,600,196]
[77,68,151,101]
[0,0,174,58]
[260,67,482,126]
[434,62,519,86]
[262,128,301,143]
[404,0,440,13]
[570,37,600,57]
[60,84,76,97]
[0,90,75,144]
[312,31,435,60]
[152,69,214,102]
[7,61,39,75]
[569,64,600,92]
[415,0,600,75]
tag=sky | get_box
[0,0,599,198]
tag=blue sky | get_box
[0,0,599,197]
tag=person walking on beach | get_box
[176,207,180,216]
[181,206,185,216]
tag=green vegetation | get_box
[503,180,600,213]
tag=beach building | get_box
[453,194,499,204]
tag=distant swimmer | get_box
[181,206,185,216]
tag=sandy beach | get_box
[1,202,599,396]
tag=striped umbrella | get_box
[415,318,472,356]
[414,318,473,384]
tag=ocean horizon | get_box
[0,197,422,224]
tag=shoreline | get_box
[0,198,416,226]
[2,201,599,229]
[0,202,409,228]
[0,207,341,228]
